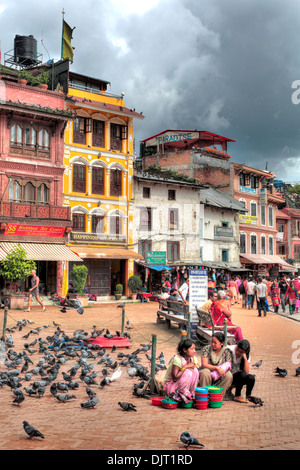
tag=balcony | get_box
[0,202,71,221]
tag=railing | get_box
[0,202,71,220]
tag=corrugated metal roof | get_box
[70,246,143,260]
[0,243,82,262]
[200,188,247,212]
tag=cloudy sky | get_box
[1,0,300,181]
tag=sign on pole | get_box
[189,269,208,340]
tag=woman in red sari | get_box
[211,290,244,343]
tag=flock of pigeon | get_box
[0,315,168,441]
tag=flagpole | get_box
[61,8,65,59]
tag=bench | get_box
[195,307,236,345]
[157,298,189,330]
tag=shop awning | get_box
[240,254,295,269]
[70,246,144,260]
[147,266,172,271]
[0,242,82,262]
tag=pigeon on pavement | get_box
[252,360,263,368]
[180,432,205,449]
[118,401,137,411]
[23,421,44,439]
[81,397,99,409]
[274,367,288,377]
[247,396,264,406]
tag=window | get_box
[240,233,246,254]
[110,124,123,151]
[294,245,300,259]
[38,129,50,149]
[10,124,22,145]
[92,120,105,147]
[140,207,152,231]
[143,187,150,199]
[138,239,152,259]
[250,202,257,217]
[110,216,122,235]
[24,182,35,203]
[268,206,273,227]
[269,236,274,255]
[221,221,229,228]
[110,169,122,196]
[239,198,246,209]
[25,127,36,148]
[278,245,285,255]
[10,122,51,157]
[73,164,86,193]
[167,241,180,262]
[92,167,105,195]
[73,214,85,232]
[278,223,285,233]
[261,205,266,226]
[168,189,176,201]
[9,181,21,202]
[221,249,229,262]
[169,209,178,230]
[250,234,257,254]
[73,117,89,145]
[261,235,266,255]
[92,215,105,234]
[37,184,49,204]
[250,176,259,189]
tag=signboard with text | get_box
[146,251,166,264]
[4,224,65,237]
[189,269,208,340]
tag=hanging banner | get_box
[189,269,208,340]
[4,224,65,237]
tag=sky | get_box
[1,0,300,182]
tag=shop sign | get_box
[239,214,258,225]
[240,186,257,194]
[146,251,166,264]
[259,188,268,205]
[4,224,65,237]
[70,233,126,244]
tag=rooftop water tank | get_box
[14,35,37,66]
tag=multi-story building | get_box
[276,207,300,273]
[0,65,79,294]
[63,71,144,297]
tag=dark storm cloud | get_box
[2,0,300,180]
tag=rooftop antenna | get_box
[265,161,268,171]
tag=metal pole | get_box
[121,307,125,333]
[150,334,157,380]
[223,318,228,347]
[2,307,8,343]
[187,312,191,339]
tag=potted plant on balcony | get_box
[114,283,123,300]
[69,264,89,307]
[127,275,142,300]
[0,244,36,309]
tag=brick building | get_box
[0,66,80,294]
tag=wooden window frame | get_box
[72,164,86,193]
[73,213,85,232]
[167,241,180,262]
[140,207,152,231]
[92,167,105,195]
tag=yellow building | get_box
[63,71,144,297]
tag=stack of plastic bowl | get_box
[151,396,164,406]
[208,386,223,408]
[179,400,194,408]
[194,387,209,410]
[161,398,178,409]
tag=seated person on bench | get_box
[199,290,218,313]
[211,290,243,343]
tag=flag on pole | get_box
[61,20,75,63]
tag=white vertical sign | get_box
[189,269,208,340]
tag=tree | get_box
[0,244,36,293]
[70,264,88,294]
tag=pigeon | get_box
[127,367,137,378]
[55,394,76,403]
[117,303,125,309]
[274,367,288,377]
[180,432,205,449]
[118,401,137,412]
[81,397,99,409]
[295,367,300,377]
[24,387,37,396]
[247,396,264,406]
[110,367,122,382]
[12,389,25,406]
[86,387,97,398]
[252,360,263,368]
[23,421,44,439]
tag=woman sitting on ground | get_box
[198,332,233,398]
[163,338,199,403]
[227,339,255,403]
[211,290,244,343]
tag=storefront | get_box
[240,254,295,279]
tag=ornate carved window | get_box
[8,179,50,204]
[92,215,105,233]
[92,167,105,195]
[72,164,86,193]
[110,123,127,151]
[92,120,105,148]
[73,214,85,232]
[10,121,51,159]
[110,169,122,196]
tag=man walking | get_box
[279,275,288,313]
[24,270,46,312]
[246,277,256,310]
[256,277,268,317]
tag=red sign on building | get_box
[4,224,65,237]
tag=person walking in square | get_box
[24,270,46,312]
[256,277,268,317]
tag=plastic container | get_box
[208,401,223,408]
[161,399,178,409]
[179,400,194,408]
[195,392,208,397]
[195,395,209,401]
[208,395,223,402]
[151,396,164,406]
[208,386,223,394]
[195,401,208,410]
[195,387,208,394]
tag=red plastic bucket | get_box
[195,401,208,410]
[151,396,164,406]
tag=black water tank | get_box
[14,35,37,66]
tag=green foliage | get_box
[115,283,123,294]
[0,244,36,292]
[145,165,199,184]
[70,264,88,294]
[127,275,142,294]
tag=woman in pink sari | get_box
[163,338,199,403]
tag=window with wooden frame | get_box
[140,207,152,231]
[92,120,105,147]
[10,124,23,145]
[110,169,122,197]
[268,236,274,255]
[167,241,180,262]
[73,117,90,145]
[37,184,49,204]
[8,179,50,204]
[143,187,150,199]
[169,208,178,230]
[92,215,105,234]
[8,181,22,203]
[73,213,85,232]
[110,216,122,235]
[138,239,152,259]
[250,233,257,254]
[25,127,36,148]
[10,122,51,158]
[38,129,50,149]
[240,232,246,254]
[110,123,127,151]
[72,164,86,193]
[261,235,266,255]
[92,167,105,195]
[168,189,176,201]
